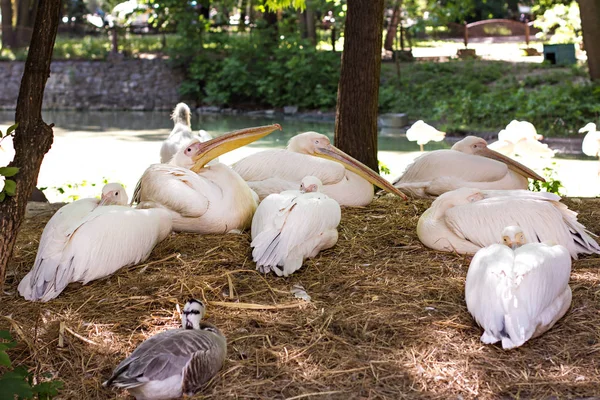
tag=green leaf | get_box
[0,351,11,367]
[0,167,19,177]
[33,380,64,397]
[0,371,34,400]
[0,192,5,202]
[4,179,16,196]
[0,331,13,340]
[6,123,18,135]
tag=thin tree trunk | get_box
[298,9,307,38]
[15,0,39,48]
[0,0,60,285]
[305,6,316,45]
[384,0,401,51]
[1,0,15,48]
[578,0,600,81]
[334,0,384,172]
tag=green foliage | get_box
[179,33,341,109]
[379,61,600,136]
[263,0,306,11]
[533,1,581,45]
[528,163,565,195]
[0,331,63,400]
[0,124,19,203]
[378,160,391,175]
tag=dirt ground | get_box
[2,196,600,400]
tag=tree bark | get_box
[1,0,15,48]
[305,6,316,45]
[0,0,60,285]
[334,0,384,172]
[384,0,401,52]
[578,0,600,81]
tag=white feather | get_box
[466,242,571,349]
[251,185,341,277]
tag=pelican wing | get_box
[22,207,171,301]
[18,198,99,300]
[232,149,347,185]
[444,190,600,258]
[466,242,571,349]
[395,150,510,184]
[134,164,210,218]
[251,192,341,276]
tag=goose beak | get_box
[314,144,408,200]
[190,124,282,172]
[477,147,546,182]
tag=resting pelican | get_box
[18,184,172,301]
[104,299,227,400]
[134,124,281,234]
[405,120,446,151]
[392,136,546,198]
[488,120,555,159]
[580,123,600,175]
[251,176,341,277]
[232,131,407,206]
[417,187,600,258]
[466,226,571,349]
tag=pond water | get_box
[0,110,598,201]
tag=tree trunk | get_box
[1,0,15,48]
[578,0,600,81]
[305,6,316,45]
[334,0,384,172]
[0,0,60,285]
[384,0,401,52]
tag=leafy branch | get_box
[0,123,19,203]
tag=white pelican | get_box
[251,176,341,277]
[18,184,172,302]
[405,120,446,151]
[232,131,407,207]
[392,136,546,198]
[580,123,600,175]
[104,299,227,400]
[465,226,571,349]
[488,120,555,159]
[134,124,282,234]
[417,187,600,258]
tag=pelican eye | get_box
[115,191,119,196]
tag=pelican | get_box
[18,184,172,301]
[580,123,600,175]
[232,131,407,206]
[392,136,546,198]
[104,299,227,400]
[465,226,571,349]
[405,120,446,152]
[488,120,555,159]
[417,187,600,258]
[251,176,341,277]
[134,124,282,234]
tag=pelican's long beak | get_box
[477,147,546,182]
[314,145,408,200]
[99,194,109,206]
[190,124,282,172]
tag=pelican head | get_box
[501,225,526,250]
[100,183,128,206]
[170,138,203,169]
[181,299,206,330]
[452,136,545,182]
[579,122,597,134]
[287,132,408,200]
[300,176,323,193]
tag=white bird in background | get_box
[159,103,218,165]
[251,176,341,277]
[488,120,555,159]
[417,187,600,259]
[392,136,546,198]
[405,120,446,152]
[580,122,600,175]
[465,226,572,349]
[104,299,227,400]
[18,184,173,302]
[232,131,407,207]
[134,124,281,234]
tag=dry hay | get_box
[2,196,600,400]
